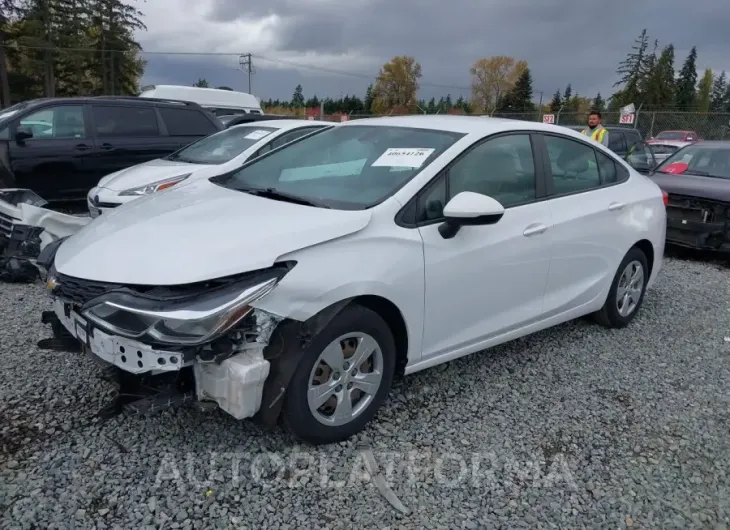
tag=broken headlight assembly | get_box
[118,173,191,196]
[81,268,289,346]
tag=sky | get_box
[135,0,729,105]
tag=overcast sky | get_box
[136,0,728,104]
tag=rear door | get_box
[158,107,220,149]
[89,103,170,187]
[537,132,636,314]
[8,103,96,199]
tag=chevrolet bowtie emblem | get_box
[46,276,59,292]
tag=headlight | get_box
[118,174,191,196]
[81,274,281,346]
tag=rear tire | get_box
[594,246,649,328]
[281,304,396,445]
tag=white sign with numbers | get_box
[543,114,555,124]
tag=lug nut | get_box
[335,385,343,392]
[351,369,357,376]
[343,362,350,370]
[333,372,340,380]
[347,382,353,389]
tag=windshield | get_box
[165,125,278,164]
[655,145,730,178]
[213,125,465,210]
[655,131,686,140]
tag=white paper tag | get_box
[371,148,435,168]
[244,130,271,140]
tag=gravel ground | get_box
[2,254,730,530]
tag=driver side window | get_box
[544,135,600,195]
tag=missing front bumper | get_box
[666,217,730,252]
[48,298,279,420]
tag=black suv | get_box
[564,125,643,158]
[0,96,223,200]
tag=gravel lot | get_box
[2,254,730,530]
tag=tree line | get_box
[0,0,146,106]
[254,30,730,117]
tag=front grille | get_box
[53,273,124,306]
[0,210,16,239]
[96,201,120,209]
[666,194,727,224]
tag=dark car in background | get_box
[0,96,223,200]
[564,125,643,158]
[649,141,730,253]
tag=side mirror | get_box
[438,191,505,239]
[15,127,33,143]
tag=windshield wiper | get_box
[238,187,330,208]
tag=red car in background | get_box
[648,130,703,143]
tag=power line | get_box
[7,43,472,91]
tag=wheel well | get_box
[350,295,409,377]
[633,239,655,277]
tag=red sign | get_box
[662,162,688,174]
[542,114,555,124]
[619,113,635,124]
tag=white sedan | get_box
[86,119,332,217]
[43,115,667,445]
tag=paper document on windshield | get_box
[244,130,271,140]
[371,148,435,168]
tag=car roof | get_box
[339,115,596,135]
[14,96,207,110]
[675,140,730,149]
[228,119,331,130]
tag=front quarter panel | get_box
[252,200,426,366]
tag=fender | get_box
[254,298,352,427]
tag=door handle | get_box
[100,143,114,150]
[608,202,625,211]
[75,143,92,151]
[523,223,547,237]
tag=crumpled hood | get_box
[55,179,372,285]
[100,158,213,191]
[650,173,730,203]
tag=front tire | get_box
[594,246,649,328]
[281,304,396,445]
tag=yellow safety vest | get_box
[581,127,607,144]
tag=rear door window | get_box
[160,108,218,136]
[92,105,159,138]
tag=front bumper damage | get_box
[665,194,730,253]
[0,189,90,281]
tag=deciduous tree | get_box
[697,68,713,113]
[470,56,526,113]
[371,55,421,113]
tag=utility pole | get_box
[239,54,254,93]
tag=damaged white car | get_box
[39,115,667,444]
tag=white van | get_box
[138,85,263,117]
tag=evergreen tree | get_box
[644,44,676,109]
[724,83,730,112]
[675,46,698,110]
[426,97,436,113]
[614,29,650,104]
[711,71,727,111]
[697,68,713,113]
[291,84,304,107]
[549,89,562,112]
[193,78,209,87]
[363,83,374,113]
[592,92,605,112]
[562,84,572,103]
[509,67,534,112]
[444,94,453,110]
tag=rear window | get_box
[655,131,686,140]
[159,108,218,136]
[92,105,159,137]
[608,131,625,152]
[651,144,679,155]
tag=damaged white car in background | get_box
[39,115,666,445]
[0,188,90,281]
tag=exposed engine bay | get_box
[665,193,730,252]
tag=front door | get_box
[417,133,553,359]
[9,104,95,199]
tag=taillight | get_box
[662,190,669,207]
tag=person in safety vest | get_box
[581,111,609,148]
